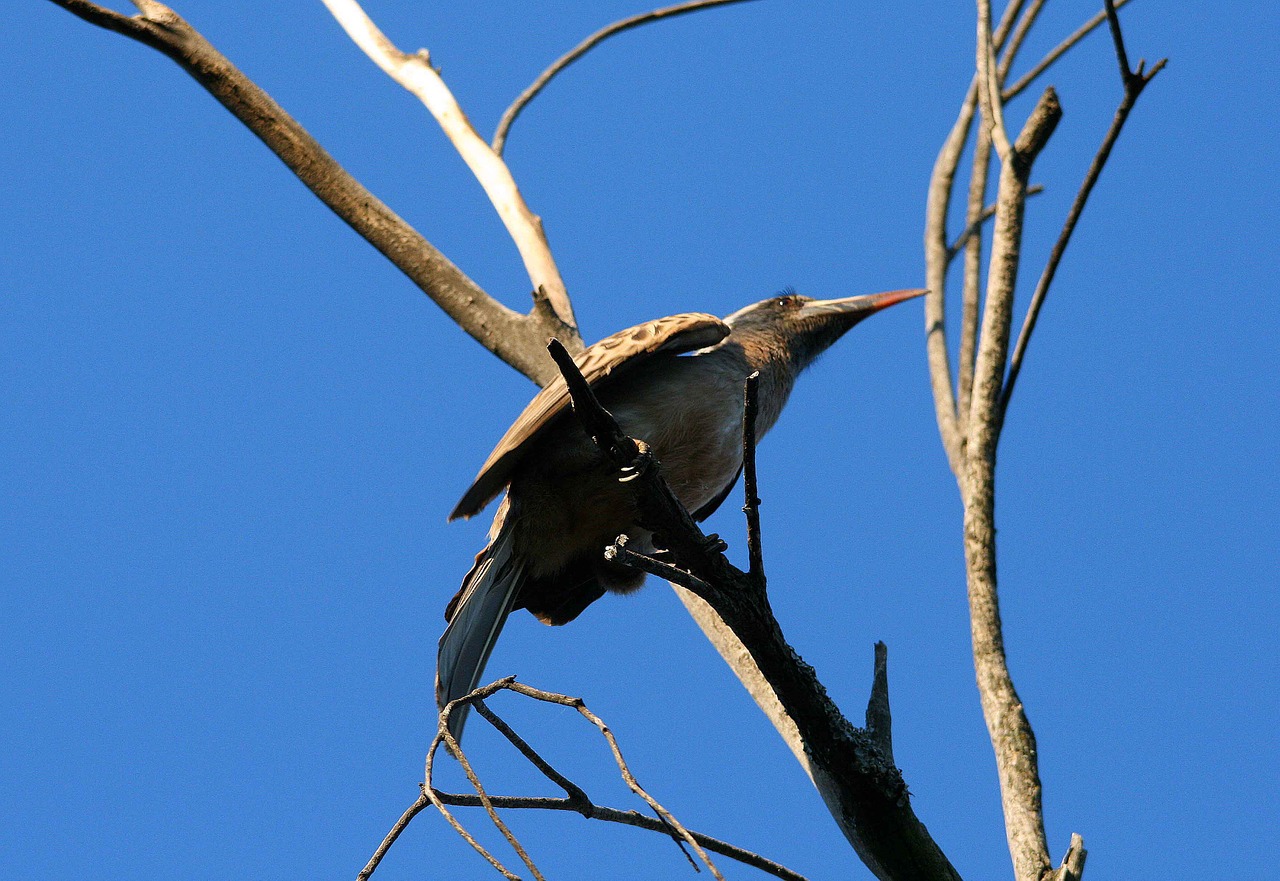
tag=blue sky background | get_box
[4,2,1276,879]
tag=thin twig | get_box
[998,0,1047,83]
[576,701,725,880]
[492,0,759,155]
[977,0,1014,161]
[1000,6,1165,422]
[431,792,809,881]
[957,121,993,428]
[1103,0,1132,81]
[441,724,546,880]
[357,791,430,881]
[948,184,1045,258]
[606,534,715,594]
[423,729,521,880]
[435,680,737,880]
[741,372,765,585]
[1003,0,1136,100]
[471,701,592,810]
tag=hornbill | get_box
[438,288,925,736]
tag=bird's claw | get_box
[701,533,729,554]
[617,448,654,482]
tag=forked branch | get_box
[321,0,578,338]
[48,0,580,384]
[923,1,1163,879]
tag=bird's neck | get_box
[733,333,800,438]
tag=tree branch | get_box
[320,0,578,339]
[1003,0,1136,101]
[999,5,1165,423]
[430,678,729,881]
[492,0,759,156]
[961,88,1061,881]
[742,371,766,585]
[549,345,962,881]
[47,0,580,384]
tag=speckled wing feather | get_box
[449,313,729,520]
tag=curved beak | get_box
[799,288,929,319]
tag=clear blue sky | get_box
[4,2,1276,879]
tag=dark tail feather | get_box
[436,517,524,741]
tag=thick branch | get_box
[321,0,578,339]
[963,87,1061,881]
[492,0,758,155]
[48,0,579,384]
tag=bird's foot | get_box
[617,444,654,483]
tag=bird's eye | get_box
[776,295,801,309]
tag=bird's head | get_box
[724,288,927,372]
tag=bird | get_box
[437,287,926,737]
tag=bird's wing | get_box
[450,312,730,520]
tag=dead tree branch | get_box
[320,0,576,333]
[923,1,1162,879]
[1000,5,1166,421]
[48,0,581,383]
[492,0,759,156]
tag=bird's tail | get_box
[436,514,525,741]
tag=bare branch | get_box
[1003,0,1136,101]
[1103,0,1132,82]
[576,697,726,880]
[46,0,578,384]
[997,0,1047,84]
[948,185,1045,258]
[606,534,714,594]
[921,0,1033,474]
[441,722,546,880]
[357,792,430,881]
[976,0,1013,161]
[742,371,765,585]
[1000,12,1165,421]
[423,728,522,879]
[430,679,728,880]
[492,0,759,155]
[321,0,578,338]
[1052,834,1088,881]
[922,80,975,475]
[957,123,993,429]
[864,642,894,767]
